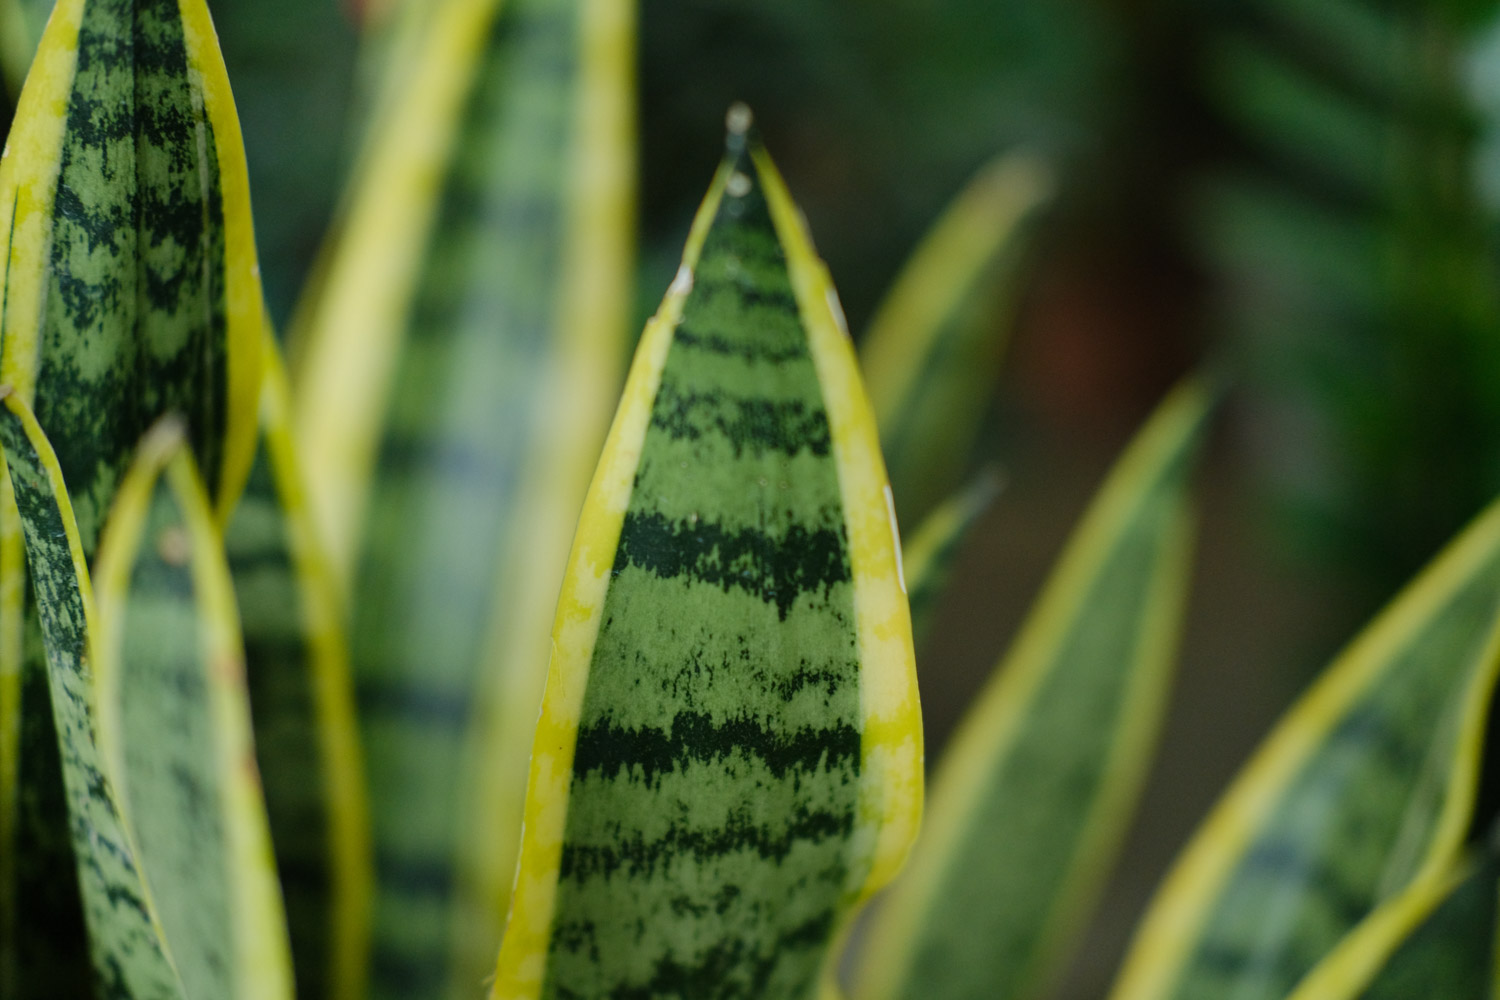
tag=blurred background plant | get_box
[7,0,1500,996]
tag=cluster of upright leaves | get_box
[0,1,364,997]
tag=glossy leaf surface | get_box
[92,423,293,1000]
[1111,485,1500,1000]
[292,0,635,992]
[858,379,1208,1000]
[225,332,371,1000]
[860,152,1050,522]
[490,121,921,1000]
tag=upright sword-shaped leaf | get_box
[0,0,263,989]
[490,113,922,1000]
[1110,482,1500,1000]
[226,330,372,1000]
[293,0,635,992]
[92,420,294,1000]
[860,152,1050,524]
[857,379,1208,1000]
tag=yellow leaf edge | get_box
[856,377,1209,1000]
[1108,493,1500,1000]
[92,417,295,999]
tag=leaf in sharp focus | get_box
[1281,852,1498,1000]
[92,419,293,999]
[0,0,264,541]
[0,387,179,997]
[291,0,636,991]
[859,151,1051,525]
[224,328,372,1000]
[490,114,921,1000]
[1110,491,1500,1000]
[857,378,1210,1000]
[900,468,1003,645]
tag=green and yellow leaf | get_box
[92,419,293,999]
[292,0,635,992]
[900,468,1002,643]
[859,151,1051,523]
[225,329,372,1000]
[0,388,178,996]
[1283,852,1497,1000]
[489,116,921,1000]
[0,0,265,986]
[1110,484,1500,1000]
[856,378,1209,1000]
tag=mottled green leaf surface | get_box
[0,391,179,998]
[859,152,1050,523]
[225,336,371,1000]
[1112,488,1500,1000]
[858,380,1208,1000]
[490,123,920,1000]
[1285,853,1497,1000]
[93,429,293,1000]
[291,0,635,993]
[0,0,263,989]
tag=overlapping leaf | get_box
[0,0,264,989]
[225,331,371,1000]
[490,118,921,1000]
[290,0,635,992]
[1110,486,1500,1000]
[1284,852,1497,1000]
[857,379,1208,1000]
[859,152,1051,524]
[91,420,293,1000]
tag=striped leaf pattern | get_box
[0,0,263,989]
[859,152,1051,523]
[1110,485,1500,1000]
[0,389,179,997]
[491,121,920,1000]
[295,0,634,992]
[92,422,293,1000]
[857,379,1208,1000]
[1284,853,1497,1000]
[225,333,371,1000]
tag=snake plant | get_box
[0,1,1497,999]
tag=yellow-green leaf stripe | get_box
[0,387,178,996]
[859,152,1051,521]
[858,378,1208,1000]
[1111,484,1500,1000]
[93,422,294,999]
[225,330,373,1000]
[490,118,921,1000]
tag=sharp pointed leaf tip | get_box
[725,102,756,160]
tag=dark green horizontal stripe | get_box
[356,682,471,728]
[1237,837,1371,927]
[672,324,808,365]
[649,377,831,459]
[613,512,849,620]
[374,850,453,899]
[373,430,515,491]
[571,711,859,785]
[550,907,836,1000]
[690,279,798,315]
[559,805,853,880]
